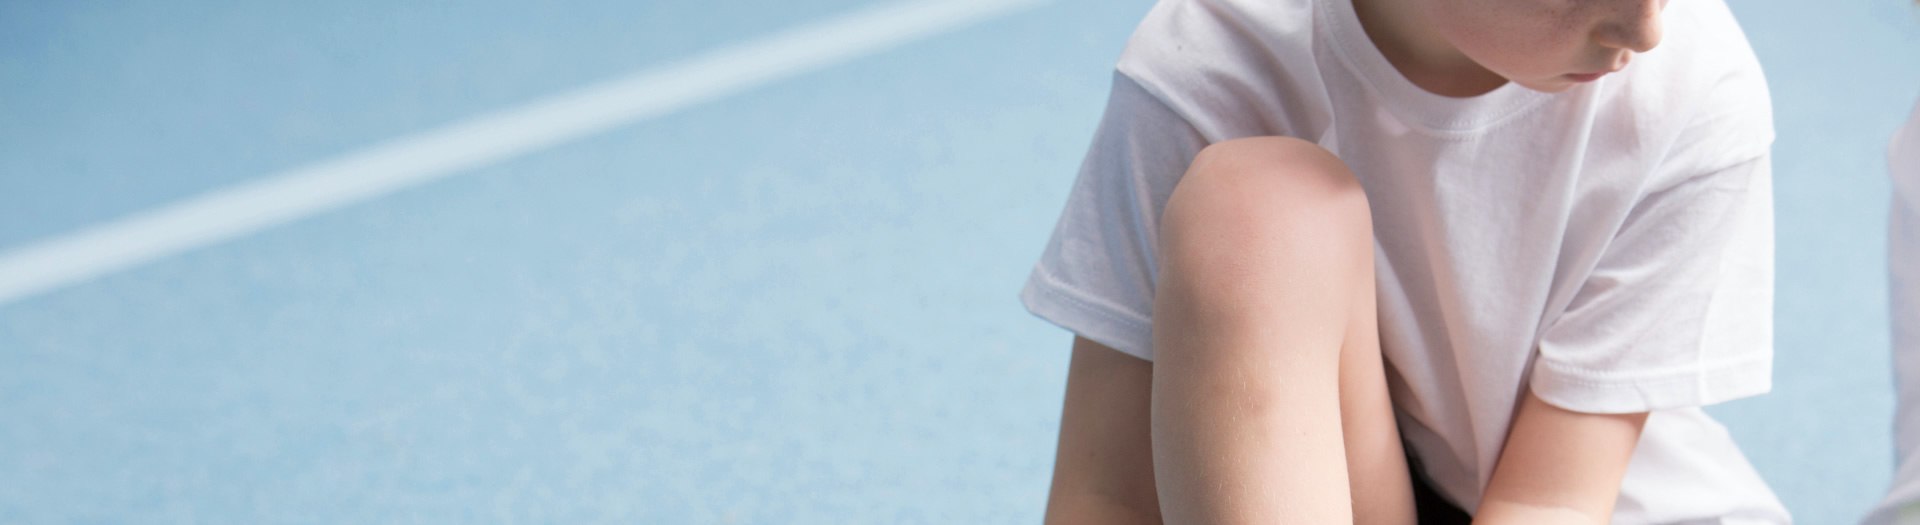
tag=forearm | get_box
[1474,391,1649,525]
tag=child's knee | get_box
[1159,136,1374,286]
[1152,134,1382,315]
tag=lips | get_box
[1564,64,1625,83]
[1566,54,1632,83]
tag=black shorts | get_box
[1408,449,1472,525]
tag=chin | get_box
[1515,80,1577,94]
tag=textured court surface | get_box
[1,1,1917,522]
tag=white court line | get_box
[0,0,1049,306]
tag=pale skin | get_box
[1044,0,1668,523]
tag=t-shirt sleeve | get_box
[1529,151,1776,414]
[1017,71,1208,361]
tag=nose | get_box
[1594,0,1664,53]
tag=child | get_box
[1865,93,1920,525]
[1020,0,1788,522]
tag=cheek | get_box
[1436,0,1590,77]
[1455,14,1584,76]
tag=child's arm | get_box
[1473,390,1649,525]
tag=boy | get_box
[1020,0,1788,522]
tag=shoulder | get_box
[1608,0,1774,175]
[1111,0,1330,141]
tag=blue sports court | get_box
[1,0,1917,522]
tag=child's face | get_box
[1423,0,1667,92]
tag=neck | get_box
[1350,0,1507,97]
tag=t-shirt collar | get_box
[1316,0,1558,133]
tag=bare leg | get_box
[1149,136,1413,524]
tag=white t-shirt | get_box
[1018,0,1788,522]
[1865,99,1920,525]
